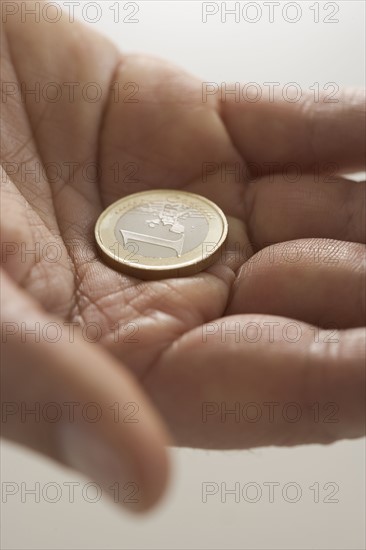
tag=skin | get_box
[1,2,365,512]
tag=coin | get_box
[95,189,228,279]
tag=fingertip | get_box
[57,401,172,513]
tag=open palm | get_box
[1,6,365,510]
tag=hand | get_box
[1,3,365,510]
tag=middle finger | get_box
[225,238,365,329]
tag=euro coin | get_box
[95,189,228,279]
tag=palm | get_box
[2,14,365,450]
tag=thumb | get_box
[0,271,171,512]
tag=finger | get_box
[2,5,119,212]
[245,174,366,247]
[0,25,58,234]
[221,89,366,175]
[143,314,365,448]
[1,271,170,512]
[99,53,247,219]
[0,168,75,318]
[226,239,365,329]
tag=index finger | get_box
[221,89,366,176]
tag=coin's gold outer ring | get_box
[95,189,228,280]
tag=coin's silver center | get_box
[114,199,209,258]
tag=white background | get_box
[1,1,365,549]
